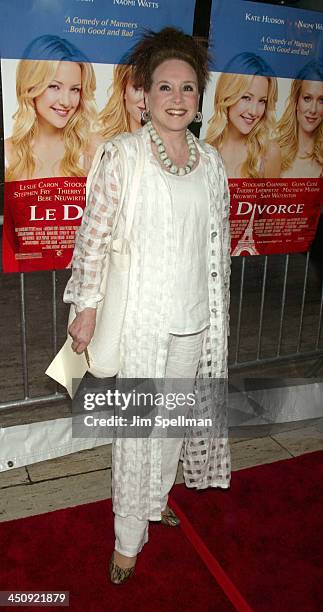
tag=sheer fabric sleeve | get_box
[63,144,121,312]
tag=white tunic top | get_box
[165,161,210,334]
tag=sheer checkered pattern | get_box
[64,144,121,312]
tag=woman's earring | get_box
[193,111,203,123]
[141,109,151,123]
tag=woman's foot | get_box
[113,551,137,569]
[161,505,181,527]
[109,551,137,585]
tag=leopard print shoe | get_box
[161,505,181,527]
[109,553,136,585]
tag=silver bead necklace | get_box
[147,120,197,176]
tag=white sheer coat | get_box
[64,125,231,521]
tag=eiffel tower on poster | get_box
[232,204,259,256]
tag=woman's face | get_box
[145,59,199,136]
[34,61,81,130]
[297,80,323,134]
[124,79,145,131]
[228,75,269,136]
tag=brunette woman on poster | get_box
[277,60,323,178]
[5,35,97,181]
[205,53,281,178]
[98,63,145,139]
[65,28,231,584]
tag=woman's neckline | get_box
[162,156,201,177]
[143,123,201,178]
[148,139,201,178]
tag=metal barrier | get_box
[0,271,66,410]
[230,252,323,370]
[0,251,322,411]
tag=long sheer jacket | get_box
[64,125,231,521]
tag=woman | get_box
[277,61,323,178]
[65,28,231,584]
[98,63,145,139]
[5,35,97,181]
[206,53,281,178]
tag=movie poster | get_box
[202,0,322,255]
[0,0,196,272]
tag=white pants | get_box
[114,329,206,557]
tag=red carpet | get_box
[1,451,322,611]
[1,499,233,611]
[171,450,323,611]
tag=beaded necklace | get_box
[147,121,197,176]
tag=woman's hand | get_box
[68,308,97,354]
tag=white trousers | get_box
[114,329,206,557]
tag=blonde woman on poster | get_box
[5,35,97,181]
[205,53,281,178]
[277,61,323,178]
[98,63,145,139]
